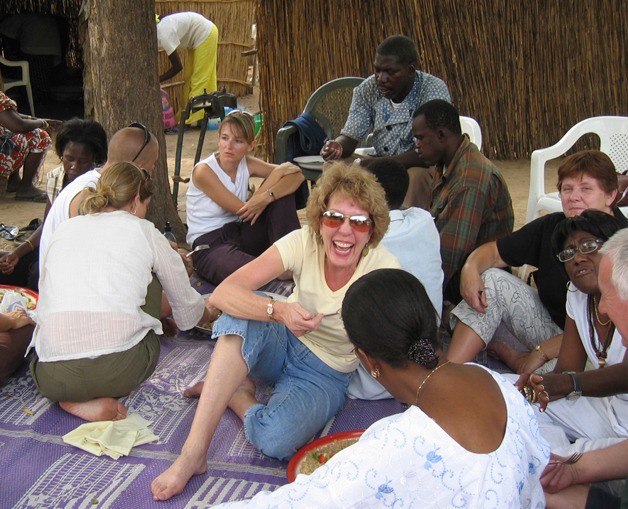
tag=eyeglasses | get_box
[321,210,373,233]
[557,239,604,263]
[128,122,151,163]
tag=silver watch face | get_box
[565,391,581,401]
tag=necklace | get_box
[415,360,451,404]
[587,295,615,368]
[593,296,611,326]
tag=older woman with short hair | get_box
[447,150,628,374]
[152,161,400,501]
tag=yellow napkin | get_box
[63,414,159,460]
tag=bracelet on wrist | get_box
[40,119,49,129]
[534,344,550,362]
[25,239,35,252]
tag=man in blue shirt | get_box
[320,35,450,209]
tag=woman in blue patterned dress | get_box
[214,268,549,508]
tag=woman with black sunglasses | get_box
[152,162,400,501]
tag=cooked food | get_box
[0,287,37,310]
[198,321,214,331]
[297,437,359,476]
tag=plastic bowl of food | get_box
[286,429,364,482]
[0,284,38,310]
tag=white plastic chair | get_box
[460,115,482,151]
[525,116,628,223]
[0,55,35,115]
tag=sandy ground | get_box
[0,91,558,252]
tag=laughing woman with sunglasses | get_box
[517,210,628,464]
[30,163,214,422]
[152,162,399,501]
[185,110,304,286]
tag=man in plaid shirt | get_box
[412,99,514,305]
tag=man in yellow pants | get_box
[157,12,218,126]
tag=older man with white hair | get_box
[599,229,628,344]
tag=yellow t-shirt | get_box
[275,226,400,372]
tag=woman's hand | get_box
[541,453,580,493]
[43,119,63,132]
[237,192,271,225]
[277,301,324,337]
[4,309,34,329]
[0,252,19,275]
[459,267,488,313]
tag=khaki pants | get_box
[31,275,163,401]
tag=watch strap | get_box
[266,297,275,321]
[562,371,581,397]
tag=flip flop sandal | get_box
[20,218,42,231]
[15,191,48,203]
[0,224,19,240]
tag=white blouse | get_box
[186,153,250,245]
[33,211,205,361]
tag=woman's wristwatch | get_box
[266,297,275,321]
[562,371,582,400]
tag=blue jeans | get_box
[212,313,350,461]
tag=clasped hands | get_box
[515,372,551,411]
[0,252,19,275]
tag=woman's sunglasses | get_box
[321,210,372,233]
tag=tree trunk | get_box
[81,0,186,243]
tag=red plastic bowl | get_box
[286,429,364,482]
[0,284,38,309]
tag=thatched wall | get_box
[156,0,255,115]
[256,0,627,160]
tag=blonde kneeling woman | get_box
[30,162,213,422]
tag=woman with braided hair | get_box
[210,269,549,508]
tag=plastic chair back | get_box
[525,116,628,223]
[275,77,364,163]
[460,116,482,151]
[0,56,35,115]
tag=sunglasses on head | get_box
[226,109,254,118]
[557,238,604,263]
[128,122,151,162]
[321,210,372,233]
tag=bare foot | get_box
[183,380,205,398]
[59,398,127,422]
[151,451,208,501]
[487,341,530,373]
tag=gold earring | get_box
[370,368,380,379]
